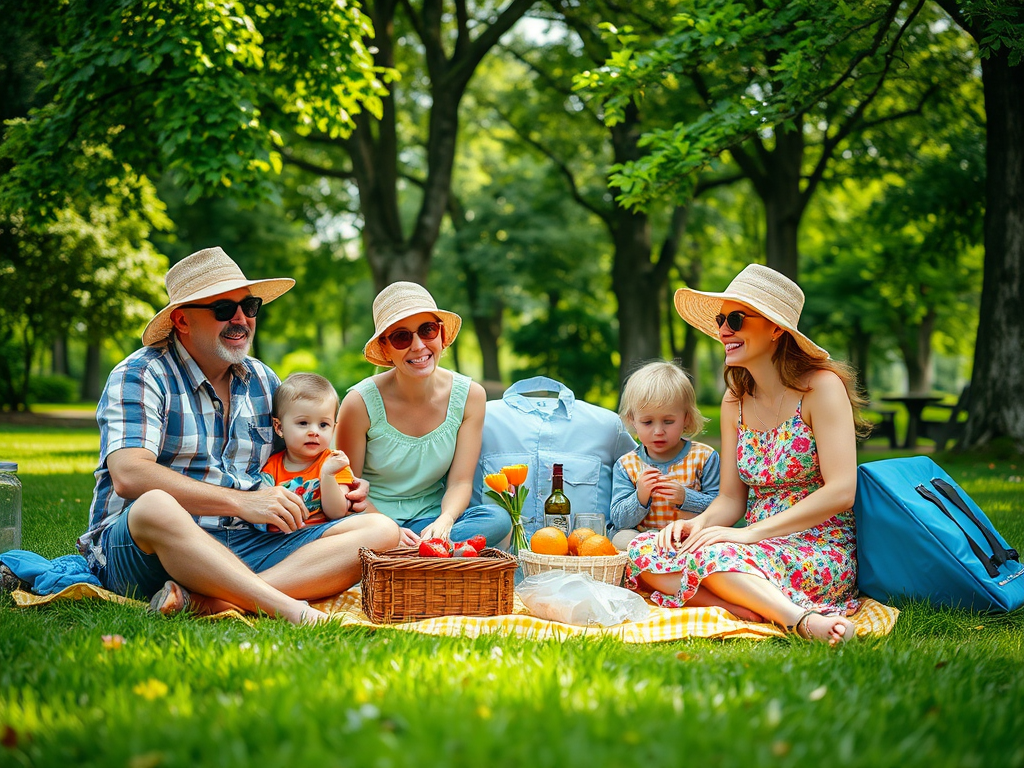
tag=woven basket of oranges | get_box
[518,526,628,586]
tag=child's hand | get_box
[651,477,688,507]
[636,466,662,507]
[321,450,350,476]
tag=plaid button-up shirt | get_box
[78,336,279,568]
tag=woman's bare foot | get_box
[796,612,855,646]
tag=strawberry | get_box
[418,537,452,558]
[465,534,487,552]
[452,542,480,557]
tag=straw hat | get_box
[363,282,462,367]
[142,247,295,346]
[673,263,829,360]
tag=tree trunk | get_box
[762,124,804,280]
[463,262,502,382]
[52,336,69,376]
[673,253,703,379]
[608,107,677,383]
[898,310,935,394]
[963,47,1024,447]
[848,327,873,395]
[611,207,661,381]
[81,340,102,402]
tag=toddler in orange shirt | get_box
[259,373,355,531]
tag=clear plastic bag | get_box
[516,570,650,627]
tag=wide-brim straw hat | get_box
[363,281,462,367]
[674,263,829,360]
[142,247,295,346]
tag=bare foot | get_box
[797,612,855,646]
[148,580,191,616]
[148,581,244,617]
[296,602,331,626]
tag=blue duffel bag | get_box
[854,456,1024,612]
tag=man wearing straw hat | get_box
[78,247,400,623]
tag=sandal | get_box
[0,564,29,594]
[148,580,192,616]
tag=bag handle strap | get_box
[915,485,1000,578]
[931,478,1019,567]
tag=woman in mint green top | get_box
[337,282,511,548]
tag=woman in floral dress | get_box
[626,264,869,645]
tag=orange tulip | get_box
[484,473,510,494]
[502,464,528,487]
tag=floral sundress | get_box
[625,398,860,615]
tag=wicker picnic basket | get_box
[518,549,628,586]
[359,546,518,624]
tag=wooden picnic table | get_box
[881,395,944,448]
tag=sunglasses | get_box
[381,321,441,350]
[179,296,263,322]
[714,310,763,332]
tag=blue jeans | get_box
[402,504,511,545]
[96,507,347,600]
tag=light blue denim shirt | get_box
[470,377,637,538]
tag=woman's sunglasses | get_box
[382,321,441,350]
[714,310,762,332]
[179,296,263,322]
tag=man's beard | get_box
[213,323,251,364]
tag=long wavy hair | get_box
[724,334,872,439]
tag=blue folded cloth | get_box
[0,550,102,595]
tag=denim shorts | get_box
[96,506,343,600]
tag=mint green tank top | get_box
[352,371,471,525]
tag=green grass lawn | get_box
[2,425,1023,767]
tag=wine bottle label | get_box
[545,514,570,535]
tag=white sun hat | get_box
[673,263,829,360]
[363,281,462,367]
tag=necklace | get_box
[751,388,787,430]
[750,388,788,459]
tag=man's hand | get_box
[242,486,308,532]
[346,476,370,513]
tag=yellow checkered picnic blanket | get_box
[11,584,898,641]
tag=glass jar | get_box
[0,461,22,553]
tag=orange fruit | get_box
[567,528,597,556]
[578,534,618,557]
[530,526,569,555]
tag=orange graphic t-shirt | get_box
[259,450,356,530]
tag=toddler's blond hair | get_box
[618,360,707,439]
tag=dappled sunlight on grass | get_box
[0,427,1022,765]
